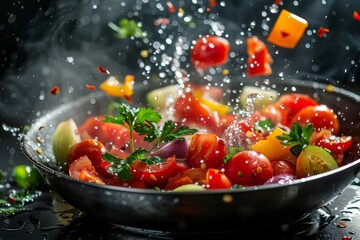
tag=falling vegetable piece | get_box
[267,9,309,48]
[50,86,60,95]
[274,0,283,5]
[209,0,217,7]
[166,2,176,14]
[353,11,360,21]
[108,19,145,39]
[317,27,330,37]
[246,36,273,77]
[86,84,96,90]
[97,66,110,74]
[99,75,135,100]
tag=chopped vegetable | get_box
[53,118,81,170]
[108,18,146,39]
[99,75,135,100]
[246,36,273,77]
[12,165,44,190]
[239,86,278,110]
[191,35,230,70]
[97,66,110,74]
[317,27,330,37]
[353,11,360,21]
[267,9,309,48]
[50,86,60,95]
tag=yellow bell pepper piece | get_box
[193,90,231,116]
[251,127,296,163]
[100,75,135,99]
[267,9,309,49]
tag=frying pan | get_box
[21,78,360,235]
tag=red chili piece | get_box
[317,27,330,37]
[353,11,360,21]
[86,84,96,90]
[97,66,110,74]
[50,86,60,95]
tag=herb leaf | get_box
[276,122,314,157]
[108,18,146,39]
[254,119,275,134]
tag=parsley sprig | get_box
[108,18,146,39]
[276,122,314,157]
[102,103,197,181]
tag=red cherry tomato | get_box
[206,168,232,190]
[164,168,207,190]
[68,155,98,180]
[224,150,273,186]
[262,103,288,126]
[271,160,296,176]
[130,156,178,187]
[277,94,318,122]
[186,133,227,169]
[191,35,230,70]
[290,105,340,135]
[174,92,218,132]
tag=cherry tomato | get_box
[277,94,318,122]
[191,35,230,70]
[206,168,232,190]
[296,145,338,178]
[236,111,266,143]
[130,156,178,187]
[246,36,272,77]
[173,92,218,132]
[271,160,296,176]
[186,133,227,169]
[224,150,273,186]
[290,105,339,135]
[164,168,207,190]
[68,155,98,180]
[262,103,288,126]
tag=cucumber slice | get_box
[52,118,81,171]
[146,84,180,110]
[239,86,279,110]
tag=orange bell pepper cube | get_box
[267,9,309,48]
[251,127,297,163]
[100,75,135,100]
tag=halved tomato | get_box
[68,155,97,180]
[277,94,318,123]
[206,168,232,189]
[186,133,227,169]
[130,156,178,187]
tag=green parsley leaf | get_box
[276,122,314,157]
[108,18,146,39]
[223,147,244,164]
[254,119,275,134]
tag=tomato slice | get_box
[206,168,232,190]
[191,35,230,70]
[186,133,227,169]
[67,139,106,166]
[173,92,218,132]
[68,155,98,180]
[164,168,207,190]
[130,156,178,187]
[224,150,273,186]
[79,170,105,184]
[290,105,339,135]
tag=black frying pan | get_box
[21,78,360,234]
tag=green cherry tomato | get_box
[296,145,339,178]
[12,165,43,189]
